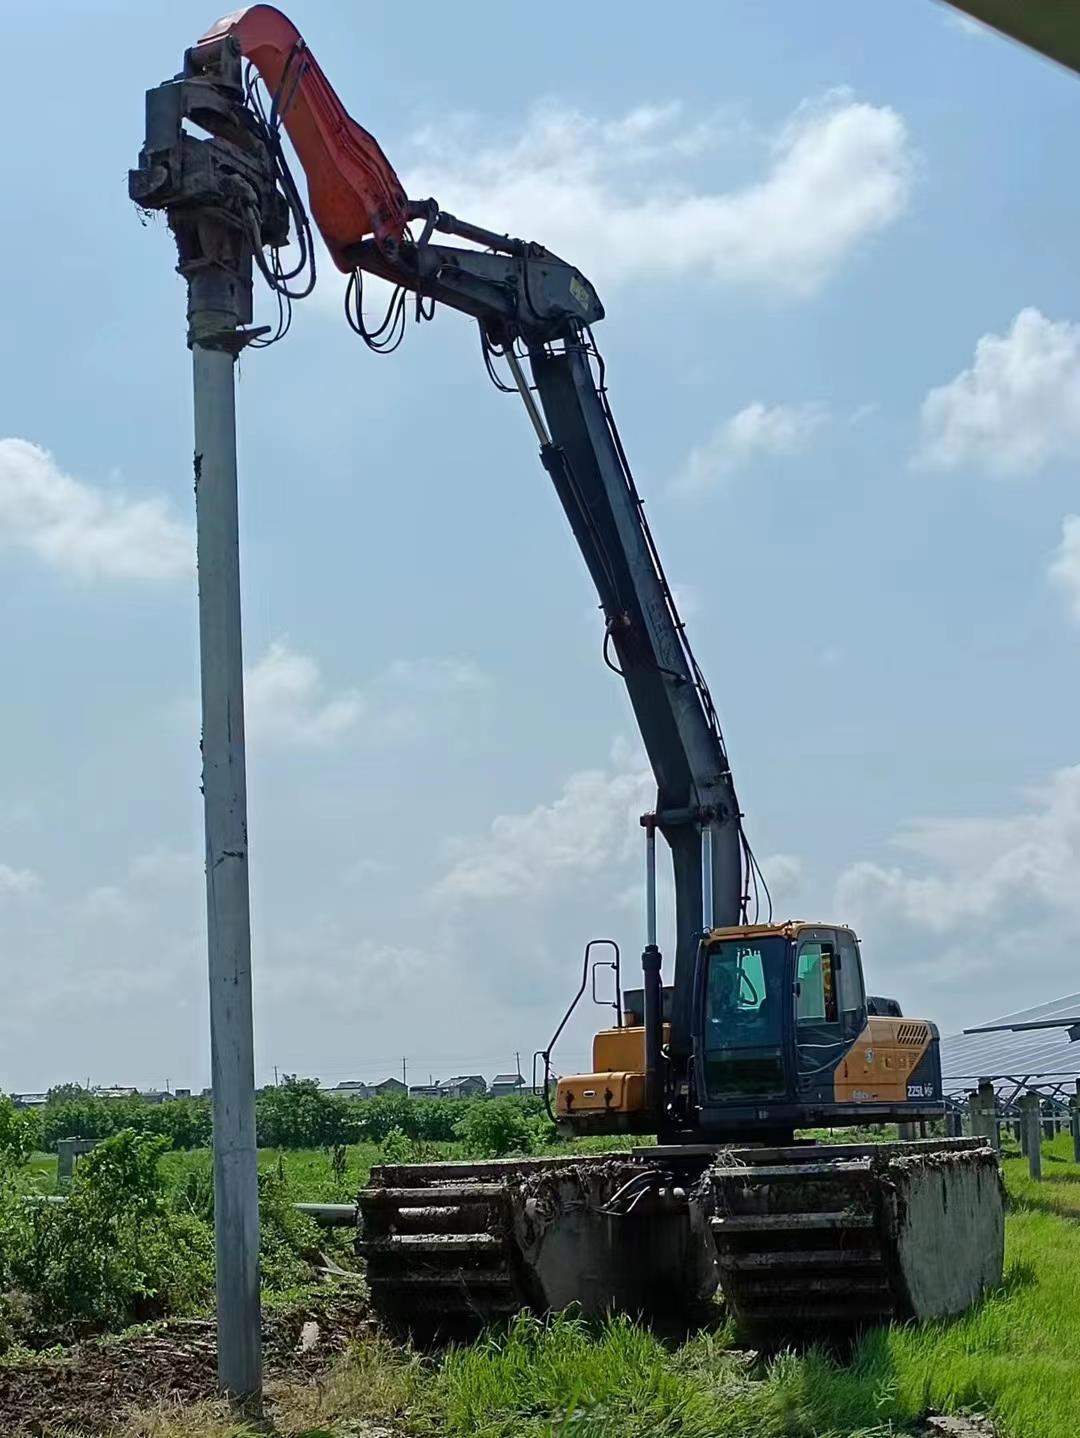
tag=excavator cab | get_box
[693,923,870,1133]
[554,921,944,1140]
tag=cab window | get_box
[796,942,838,1025]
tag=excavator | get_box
[129,2,1032,1331]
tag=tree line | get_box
[8,1078,548,1152]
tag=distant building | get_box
[408,1084,442,1099]
[440,1075,487,1100]
[490,1073,526,1098]
[172,1088,192,1100]
[11,1093,46,1110]
[92,1086,139,1102]
[330,1080,372,1101]
[372,1077,407,1096]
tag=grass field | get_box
[29,1134,645,1201]
[25,1129,1080,1437]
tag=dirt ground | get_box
[0,1295,371,1437]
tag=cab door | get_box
[794,928,847,1098]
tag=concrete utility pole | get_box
[129,35,290,1407]
[193,313,262,1405]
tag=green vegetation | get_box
[0,1102,329,1350]
[8,1089,1080,1436]
[24,1078,558,1156]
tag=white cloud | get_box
[681,401,828,489]
[919,309,1080,475]
[834,766,1080,1023]
[404,90,913,295]
[0,438,190,580]
[0,864,40,898]
[434,746,653,902]
[245,641,366,748]
[1049,514,1080,623]
[243,642,488,749]
[761,852,804,912]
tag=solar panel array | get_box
[940,991,1080,1092]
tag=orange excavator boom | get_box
[190,5,408,268]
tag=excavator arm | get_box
[944,1,1080,76]
[130,5,751,1085]
[190,6,408,264]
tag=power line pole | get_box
[402,1057,407,1088]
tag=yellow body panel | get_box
[833,1017,933,1104]
[556,1069,647,1117]
[555,1023,671,1118]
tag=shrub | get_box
[0,1096,39,1168]
[454,1098,534,1158]
[14,1130,215,1336]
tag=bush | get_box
[454,1098,534,1158]
[11,1130,215,1337]
[0,1096,39,1167]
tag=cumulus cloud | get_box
[434,748,653,902]
[834,766,1080,1026]
[839,768,1080,934]
[919,308,1080,475]
[0,863,40,898]
[1049,514,1080,623]
[403,91,913,295]
[761,852,805,912]
[0,438,190,580]
[245,641,366,748]
[680,401,828,489]
[243,643,488,749]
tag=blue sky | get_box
[3,1,1080,1093]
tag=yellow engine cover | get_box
[556,1069,646,1117]
[554,1023,671,1119]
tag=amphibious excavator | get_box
[131,4,1013,1331]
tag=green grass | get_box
[312,1135,1080,1438]
[31,1134,645,1202]
[31,1128,1080,1437]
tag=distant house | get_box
[11,1093,46,1110]
[440,1075,487,1100]
[408,1084,442,1099]
[92,1086,139,1102]
[372,1077,407,1096]
[172,1088,192,1100]
[489,1073,526,1098]
[331,1081,372,1101]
